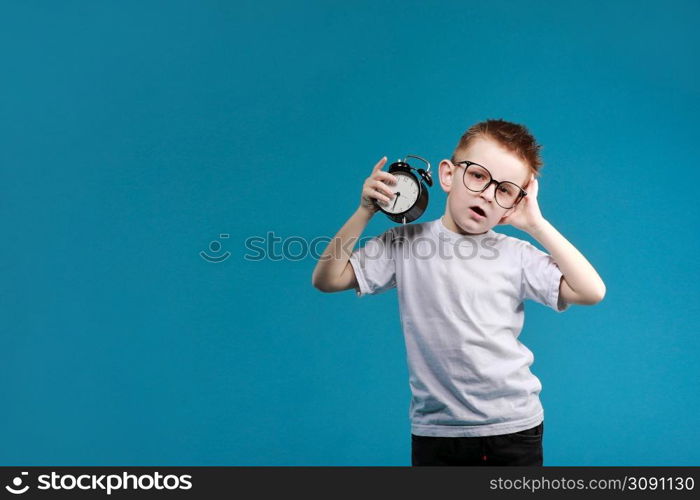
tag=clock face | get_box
[379,171,420,214]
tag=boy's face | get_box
[438,136,531,235]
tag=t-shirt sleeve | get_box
[519,240,569,312]
[348,228,397,297]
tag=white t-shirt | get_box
[349,216,568,437]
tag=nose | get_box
[479,181,498,202]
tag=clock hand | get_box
[392,192,401,210]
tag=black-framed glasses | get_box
[452,160,527,209]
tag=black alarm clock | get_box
[375,154,433,224]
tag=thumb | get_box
[499,208,515,225]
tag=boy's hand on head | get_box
[497,174,546,233]
[358,156,398,216]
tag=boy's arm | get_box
[500,175,606,306]
[311,207,371,292]
[528,220,606,305]
[312,157,397,293]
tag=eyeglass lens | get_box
[463,164,521,208]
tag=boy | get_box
[311,119,606,466]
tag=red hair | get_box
[451,118,544,177]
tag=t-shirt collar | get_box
[432,216,496,242]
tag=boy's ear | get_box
[438,160,455,193]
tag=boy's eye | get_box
[471,172,484,180]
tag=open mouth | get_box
[469,206,486,218]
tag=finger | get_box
[368,188,391,204]
[375,170,399,185]
[372,156,388,173]
[365,186,391,203]
[372,179,397,198]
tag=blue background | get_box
[1,0,698,465]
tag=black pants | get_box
[411,421,544,466]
